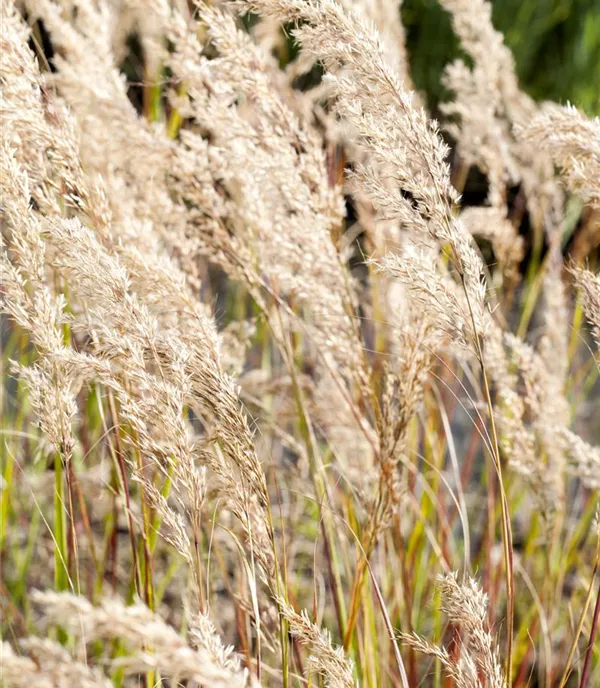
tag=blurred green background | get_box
[404,0,600,115]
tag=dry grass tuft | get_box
[1,0,599,686]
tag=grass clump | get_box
[1,1,599,686]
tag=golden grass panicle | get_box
[400,572,505,688]
[571,265,600,349]
[242,0,488,341]
[1,639,112,688]
[31,590,257,687]
[522,104,600,208]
